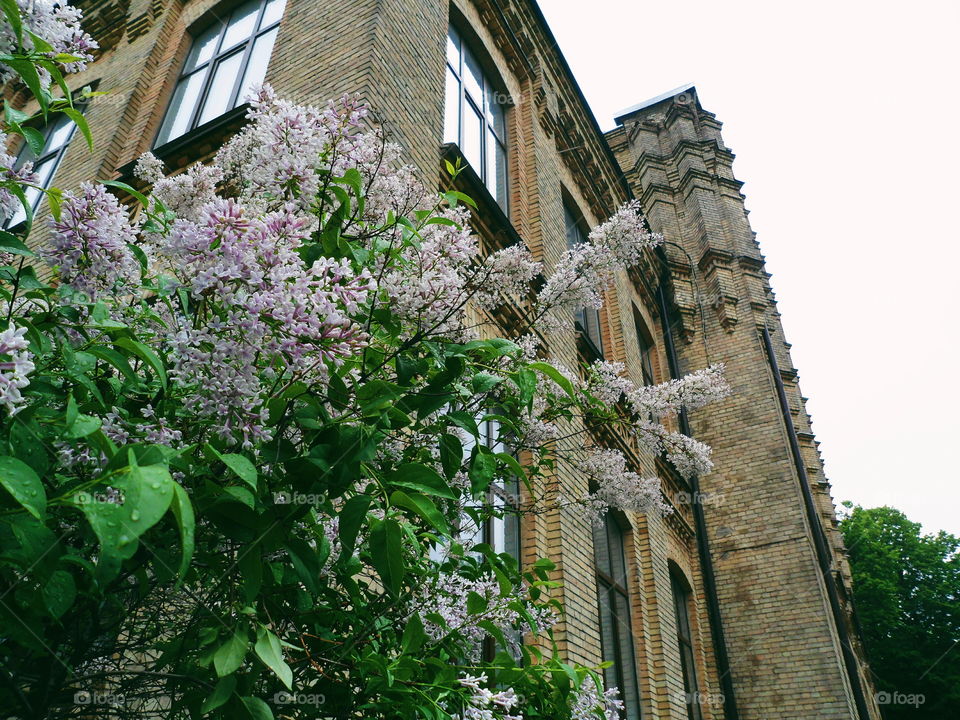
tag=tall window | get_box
[155,0,285,146]
[3,113,77,228]
[566,202,603,355]
[633,307,656,387]
[671,571,703,720]
[443,24,508,211]
[458,416,521,560]
[594,513,641,719]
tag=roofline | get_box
[523,0,633,201]
[614,82,696,124]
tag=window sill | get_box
[115,104,251,184]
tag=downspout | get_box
[760,326,872,720]
[656,283,740,720]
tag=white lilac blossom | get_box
[573,448,672,526]
[0,1,97,86]
[0,324,34,415]
[413,571,555,658]
[452,674,523,720]
[536,201,661,329]
[474,245,542,310]
[45,182,141,300]
[135,153,222,221]
[570,678,624,720]
[383,204,478,339]
[627,364,730,418]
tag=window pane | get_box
[197,51,245,125]
[463,45,484,107]
[156,68,208,145]
[614,591,642,720]
[446,25,461,70]
[462,100,482,172]
[236,26,278,105]
[593,522,612,577]
[486,86,505,138]
[221,0,260,52]
[184,21,222,71]
[44,115,76,153]
[486,133,507,210]
[6,158,53,226]
[443,66,460,144]
[259,0,286,27]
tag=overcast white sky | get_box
[539,0,960,536]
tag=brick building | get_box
[11,1,880,718]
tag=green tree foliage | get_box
[840,504,960,718]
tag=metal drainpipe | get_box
[656,284,740,720]
[760,326,872,720]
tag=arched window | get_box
[155,0,286,146]
[3,113,77,228]
[594,513,641,719]
[443,23,508,212]
[670,569,703,720]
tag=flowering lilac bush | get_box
[0,6,732,718]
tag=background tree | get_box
[840,503,960,719]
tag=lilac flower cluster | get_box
[570,678,624,720]
[0,324,34,415]
[413,571,555,658]
[0,1,97,86]
[1,132,40,223]
[451,674,523,720]
[474,245,542,310]
[45,183,140,300]
[536,201,661,329]
[626,364,730,418]
[572,448,672,526]
[157,199,375,447]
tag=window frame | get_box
[671,570,703,720]
[154,0,284,147]
[593,513,642,720]
[444,23,509,213]
[3,112,79,229]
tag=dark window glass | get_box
[565,202,603,355]
[671,573,703,720]
[2,113,78,228]
[633,306,656,387]
[444,24,508,212]
[156,0,285,146]
[593,514,641,719]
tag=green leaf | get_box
[61,107,92,149]
[254,626,293,690]
[3,100,28,125]
[468,450,497,496]
[438,433,463,480]
[2,57,47,112]
[221,453,258,490]
[1,0,23,45]
[285,537,321,595]
[240,696,274,720]
[42,570,76,619]
[368,518,404,596]
[214,629,249,677]
[200,676,236,714]
[170,483,195,583]
[88,346,139,383]
[386,463,456,499]
[401,612,427,654]
[390,490,450,535]
[79,461,174,560]
[0,231,34,257]
[19,126,45,156]
[115,337,167,388]
[356,379,403,415]
[64,413,101,440]
[101,179,149,207]
[337,495,370,559]
[528,361,575,398]
[467,590,488,615]
[0,456,45,520]
[471,372,503,393]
